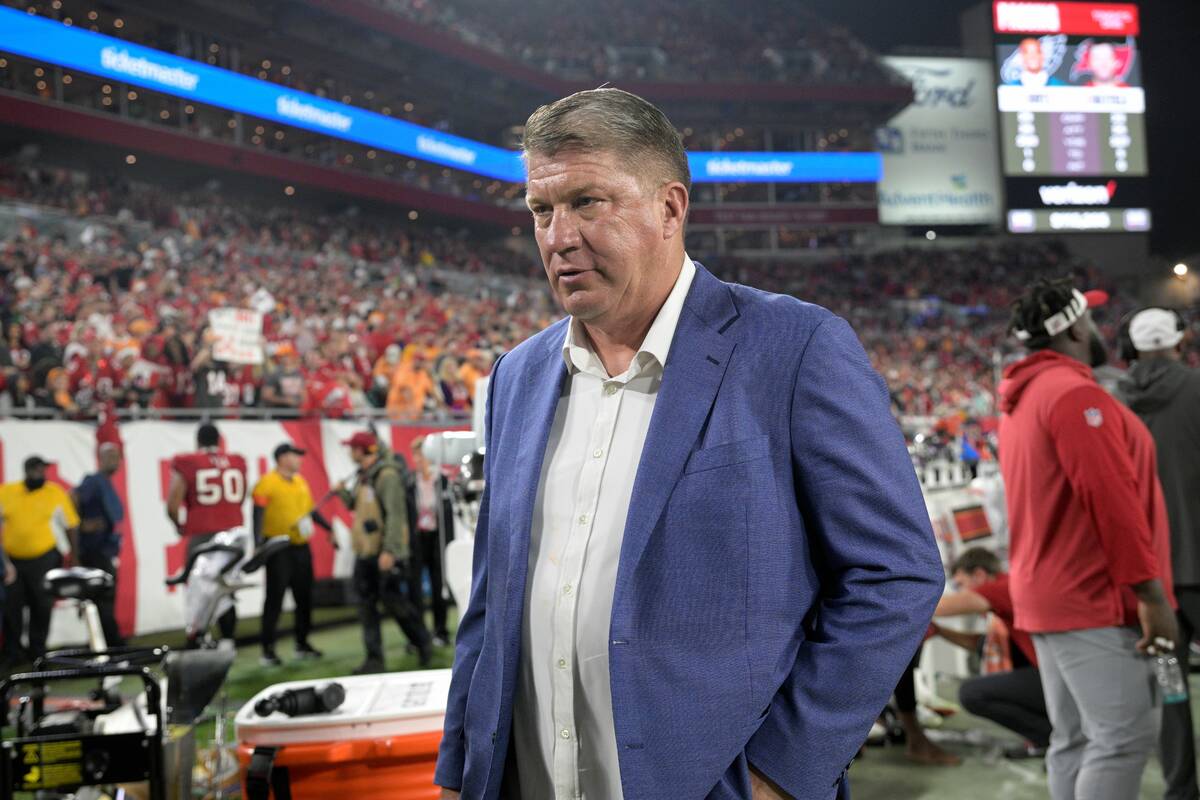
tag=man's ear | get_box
[661,182,689,241]
[1066,317,1087,342]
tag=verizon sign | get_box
[1038,180,1115,205]
[993,1,1139,36]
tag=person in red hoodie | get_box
[999,277,1178,800]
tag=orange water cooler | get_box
[235,669,451,799]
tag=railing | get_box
[0,405,472,424]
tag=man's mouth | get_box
[557,267,593,284]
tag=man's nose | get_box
[543,209,582,254]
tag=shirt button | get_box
[562,584,572,595]
[557,658,568,669]
[592,448,603,459]
[604,384,618,396]
[578,513,588,525]
[560,729,571,740]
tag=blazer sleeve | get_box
[434,353,505,790]
[745,316,944,795]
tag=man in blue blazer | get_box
[435,88,944,800]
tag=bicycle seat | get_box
[44,567,114,601]
[165,542,245,587]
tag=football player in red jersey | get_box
[166,422,248,647]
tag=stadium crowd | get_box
[1,160,1186,427]
[0,161,555,419]
[0,1,890,217]
[714,243,1156,421]
[367,0,898,85]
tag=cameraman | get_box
[335,431,432,673]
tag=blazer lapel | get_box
[506,325,570,589]
[613,265,738,609]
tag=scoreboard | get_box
[993,1,1151,233]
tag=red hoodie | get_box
[998,350,1174,633]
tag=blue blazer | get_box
[435,263,944,799]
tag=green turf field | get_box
[5,609,1197,799]
[849,673,1183,799]
[2,607,459,800]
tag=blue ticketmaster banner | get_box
[688,151,881,183]
[0,7,882,184]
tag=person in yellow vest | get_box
[0,456,80,666]
[252,443,334,667]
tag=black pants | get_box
[411,528,448,637]
[77,550,124,648]
[894,649,921,713]
[959,665,1052,748]
[185,533,237,641]
[353,556,430,662]
[1161,586,1200,800]
[2,549,61,662]
[261,543,314,654]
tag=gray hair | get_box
[522,88,691,192]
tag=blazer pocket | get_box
[684,434,771,475]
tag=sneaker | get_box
[353,659,386,675]
[295,644,323,660]
[418,644,433,668]
[260,652,282,668]
[1003,743,1047,760]
[432,634,450,648]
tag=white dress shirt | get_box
[512,255,697,800]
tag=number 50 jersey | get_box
[171,449,249,537]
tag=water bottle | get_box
[1153,643,1188,705]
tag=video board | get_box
[994,2,1150,232]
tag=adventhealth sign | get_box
[0,7,882,185]
[876,56,1002,226]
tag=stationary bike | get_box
[0,530,286,799]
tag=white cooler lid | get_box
[236,668,452,746]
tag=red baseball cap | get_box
[341,431,378,450]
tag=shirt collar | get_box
[561,254,696,380]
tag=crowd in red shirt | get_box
[0,163,555,418]
[2,161,1186,424]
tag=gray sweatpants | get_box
[1033,627,1160,800]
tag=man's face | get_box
[1020,39,1044,73]
[25,464,46,485]
[99,447,122,474]
[952,568,989,592]
[1089,43,1120,83]
[526,149,672,324]
[349,446,366,466]
[278,452,301,473]
[1086,314,1109,368]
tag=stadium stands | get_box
[1,158,1170,427]
[361,0,901,85]
[0,160,552,418]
